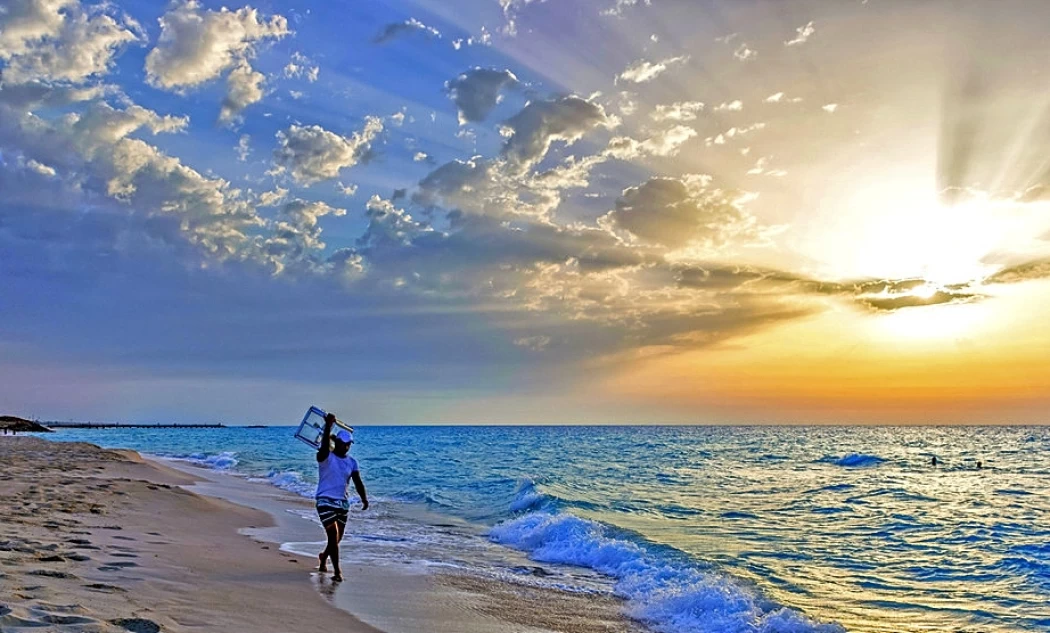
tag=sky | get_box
[3,0,1050,425]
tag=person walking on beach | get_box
[316,413,368,582]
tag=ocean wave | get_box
[828,453,885,468]
[167,451,240,470]
[489,511,844,633]
[509,478,554,513]
[261,469,315,498]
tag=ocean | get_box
[37,425,1050,633]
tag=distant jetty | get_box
[46,422,226,429]
[0,416,53,433]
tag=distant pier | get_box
[46,422,226,429]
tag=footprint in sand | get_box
[109,617,161,633]
[83,583,126,593]
[98,562,138,572]
[109,553,139,559]
[112,535,136,541]
[28,570,76,579]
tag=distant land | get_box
[0,415,52,433]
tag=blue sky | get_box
[4,0,1050,424]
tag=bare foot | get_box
[332,573,343,582]
[318,553,327,572]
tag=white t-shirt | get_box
[315,453,359,501]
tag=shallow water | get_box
[40,425,1050,633]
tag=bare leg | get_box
[323,522,342,581]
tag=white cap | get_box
[335,429,353,444]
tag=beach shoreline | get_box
[0,436,379,633]
[1,435,644,633]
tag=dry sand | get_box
[0,436,377,633]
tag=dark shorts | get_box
[316,497,349,528]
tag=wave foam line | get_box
[490,512,844,633]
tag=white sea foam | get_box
[260,469,315,498]
[167,451,240,470]
[490,511,845,633]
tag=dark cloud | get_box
[606,177,752,249]
[446,67,519,124]
[501,96,610,170]
[985,258,1050,284]
[372,18,440,44]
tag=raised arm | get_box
[316,413,336,463]
[351,470,368,510]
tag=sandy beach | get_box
[0,436,377,633]
[1,436,644,633]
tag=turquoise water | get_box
[40,425,1050,633]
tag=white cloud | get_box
[606,126,697,159]
[705,122,766,146]
[256,187,288,206]
[272,117,384,185]
[822,103,839,113]
[616,55,688,84]
[336,182,358,196]
[765,92,803,104]
[144,0,289,92]
[373,18,440,44]
[389,111,406,127]
[413,152,430,162]
[714,100,743,112]
[0,0,141,84]
[236,134,251,162]
[446,67,519,124]
[283,52,319,82]
[651,101,704,122]
[513,335,551,350]
[219,60,265,124]
[265,199,346,262]
[601,0,651,18]
[785,21,816,46]
[733,43,756,61]
[746,156,788,177]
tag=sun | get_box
[909,283,938,300]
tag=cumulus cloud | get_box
[446,67,519,124]
[283,52,318,82]
[616,55,688,84]
[651,101,704,122]
[144,0,288,92]
[264,199,346,266]
[0,0,141,84]
[500,96,610,170]
[219,60,265,124]
[272,117,384,185]
[604,177,755,249]
[373,17,441,44]
[822,103,839,113]
[785,21,816,46]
